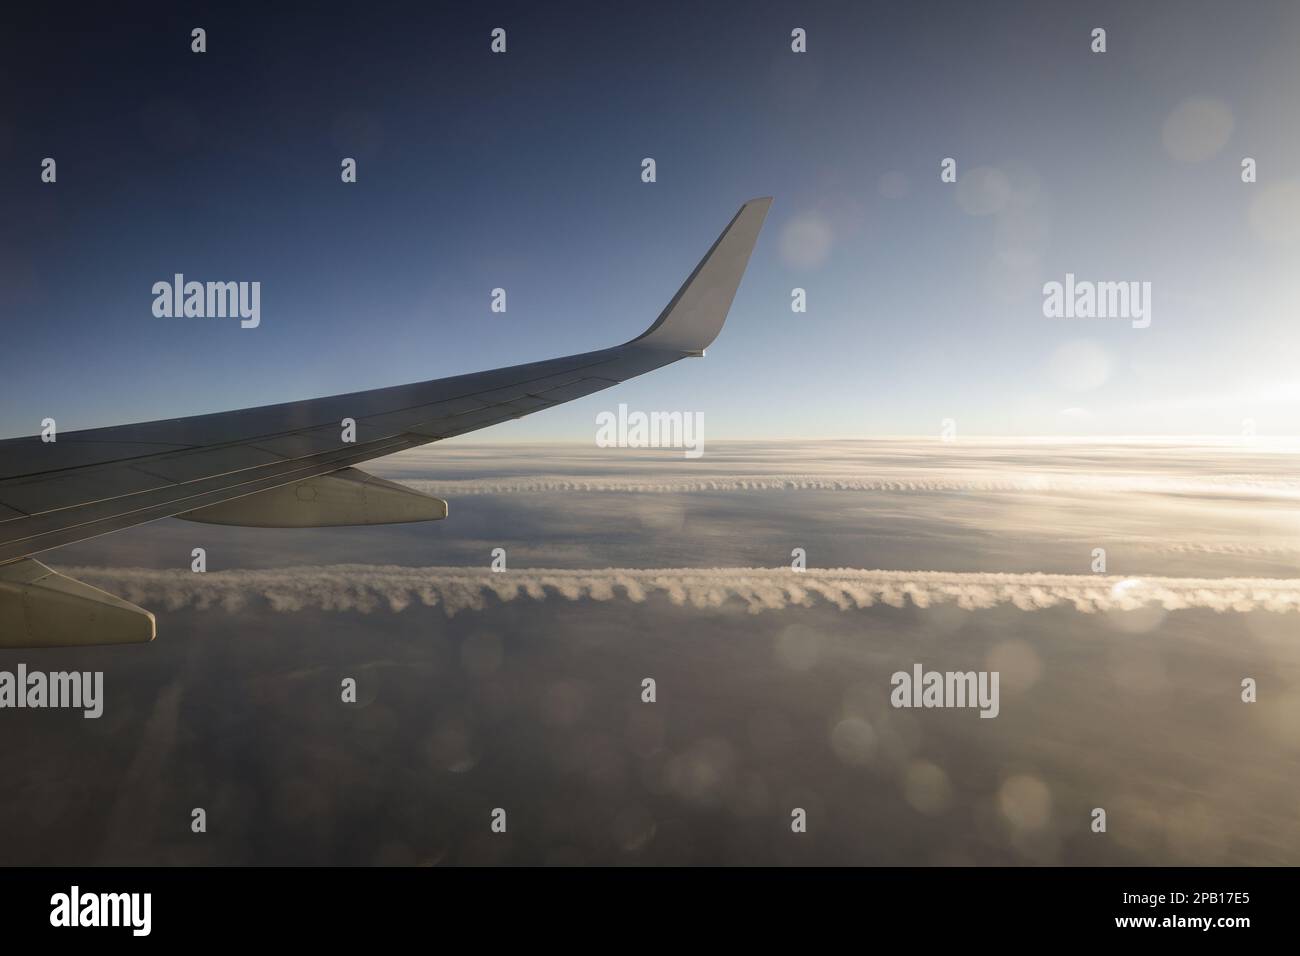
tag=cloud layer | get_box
[65,565,1300,617]
[393,472,1300,499]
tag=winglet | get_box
[630,197,772,353]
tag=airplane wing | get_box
[0,198,772,646]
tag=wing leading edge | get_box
[0,198,771,646]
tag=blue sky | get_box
[2,0,1299,439]
[3,4,1300,869]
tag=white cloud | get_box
[63,565,1300,617]
[390,470,1300,500]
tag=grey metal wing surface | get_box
[0,198,771,646]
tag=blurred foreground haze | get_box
[2,440,1297,865]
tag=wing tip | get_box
[630,197,772,353]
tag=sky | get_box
[3,0,1300,440]
[2,3,1300,868]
